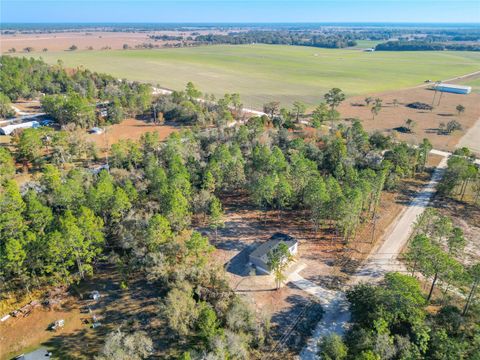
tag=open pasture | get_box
[24,44,480,108]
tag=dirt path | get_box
[457,117,480,155]
[412,70,480,89]
[288,266,350,360]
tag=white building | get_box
[249,233,298,274]
[0,121,40,135]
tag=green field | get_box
[459,77,480,94]
[349,40,381,49]
[28,44,480,108]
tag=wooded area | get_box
[1,55,479,359]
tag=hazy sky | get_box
[2,0,479,23]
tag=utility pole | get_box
[437,91,444,106]
[463,279,478,316]
[371,214,379,244]
[431,81,441,108]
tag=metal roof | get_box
[434,83,472,91]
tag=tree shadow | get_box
[393,126,413,134]
[269,291,324,352]
[39,265,167,359]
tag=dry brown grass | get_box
[86,118,178,154]
[0,29,231,53]
[338,86,480,153]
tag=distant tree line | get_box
[149,34,184,41]
[194,31,357,48]
[376,41,480,51]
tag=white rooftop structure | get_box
[0,121,40,135]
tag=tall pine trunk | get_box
[427,271,438,302]
[463,280,478,316]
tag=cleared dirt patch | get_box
[198,172,432,353]
[86,118,178,151]
[0,29,233,53]
[1,31,176,53]
[0,265,165,360]
[431,195,480,266]
[338,87,480,153]
[11,100,42,113]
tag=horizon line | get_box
[2,21,480,25]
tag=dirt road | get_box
[297,152,454,359]
[351,156,448,283]
[457,117,480,155]
[288,267,350,360]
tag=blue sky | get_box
[2,1,479,23]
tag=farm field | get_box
[459,77,480,93]
[348,39,381,49]
[22,44,480,108]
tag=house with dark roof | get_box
[249,233,298,274]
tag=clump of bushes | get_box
[407,102,433,111]
[438,120,462,135]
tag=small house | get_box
[249,233,298,274]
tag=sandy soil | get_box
[338,86,480,153]
[0,297,84,360]
[0,266,163,360]
[432,195,480,266]
[199,171,430,350]
[86,118,178,151]
[1,32,154,52]
[11,100,42,114]
[0,30,229,53]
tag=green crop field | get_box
[26,44,480,108]
[348,40,381,49]
[459,77,480,94]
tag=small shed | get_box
[249,233,298,274]
[433,83,471,95]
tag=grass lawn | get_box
[348,40,381,49]
[459,77,480,94]
[24,44,480,108]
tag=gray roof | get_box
[17,347,51,360]
[250,233,297,262]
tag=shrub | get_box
[406,102,433,111]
